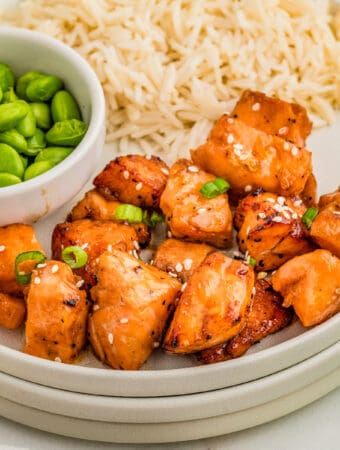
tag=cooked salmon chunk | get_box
[190,114,312,201]
[52,219,138,288]
[89,250,181,370]
[0,224,44,296]
[160,159,233,248]
[68,189,151,246]
[24,260,88,363]
[232,90,312,147]
[272,249,340,327]
[198,279,294,364]
[0,292,26,329]
[152,238,214,283]
[163,252,254,354]
[310,201,340,258]
[318,187,340,209]
[93,154,169,208]
[234,190,313,271]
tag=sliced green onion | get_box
[302,207,319,229]
[142,210,164,228]
[114,204,143,224]
[200,178,230,199]
[61,246,88,269]
[15,250,46,285]
[248,257,256,268]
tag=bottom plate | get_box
[0,343,339,443]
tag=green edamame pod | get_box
[0,100,29,132]
[30,102,51,129]
[16,104,36,137]
[26,75,63,102]
[0,143,24,178]
[19,155,28,170]
[0,129,28,153]
[0,62,15,92]
[45,119,87,146]
[24,160,54,181]
[0,172,21,187]
[51,90,81,122]
[2,87,18,103]
[26,128,46,151]
[16,71,44,100]
[35,146,74,165]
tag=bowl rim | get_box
[0,26,106,197]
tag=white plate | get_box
[0,343,338,443]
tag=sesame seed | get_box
[257,271,268,280]
[181,282,188,292]
[153,342,160,348]
[257,212,266,219]
[278,126,288,135]
[282,211,291,219]
[123,170,129,179]
[266,198,275,203]
[233,148,241,157]
[293,199,303,207]
[175,262,183,272]
[277,196,285,205]
[145,154,152,160]
[245,226,251,235]
[272,216,283,222]
[168,271,178,278]
[274,204,283,212]
[188,165,199,173]
[54,357,62,363]
[18,271,25,276]
[183,258,193,270]
[108,333,114,344]
[244,185,252,192]
[252,287,257,296]
[292,213,298,219]
[291,146,298,156]
[132,250,139,259]
[227,134,234,144]
[120,318,129,324]
[51,264,59,274]
[283,142,290,151]
[95,257,100,263]
[93,304,100,311]
[161,168,169,175]
[76,279,85,288]
[233,143,244,150]
[36,263,47,268]
[107,244,113,252]
[136,182,143,191]
[81,243,89,249]
[335,288,340,295]
[133,241,140,250]
[34,277,41,284]
[252,102,260,111]
[239,153,248,161]
[0,245,6,252]
[167,231,172,238]
[227,117,234,124]
[197,208,207,214]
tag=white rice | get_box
[2,0,340,162]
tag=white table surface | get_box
[0,387,338,450]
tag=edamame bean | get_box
[51,90,81,122]
[0,172,21,187]
[0,143,24,178]
[0,62,15,92]
[35,146,74,165]
[46,119,87,146]
[16,71,44,100]
[25,128,46,156]
[0,100,29,132]
[30,102,51,129]
[24,160,54,181]
[16,104,36,137]
[0,129,28,153]
[2,87,18,103]
[26,75,63,102]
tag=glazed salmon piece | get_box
[152,238,214,283]
[0,292,26,329]
[160,159,233,248]
[232,90,312,147]
[163,252,254,354]
[318,187,340,209]
[0,224,45,296]
[190,114,312,201]
[89,250,181,370]
[272,249,340,327]
[52,219,138,289]
[234,191,313,271]
[24,260,89,363]
[198,279,294,364]
[93,154,169,208]
[310,201,340,258]
[68,189,151,246]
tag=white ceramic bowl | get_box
[0,27,106,225]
